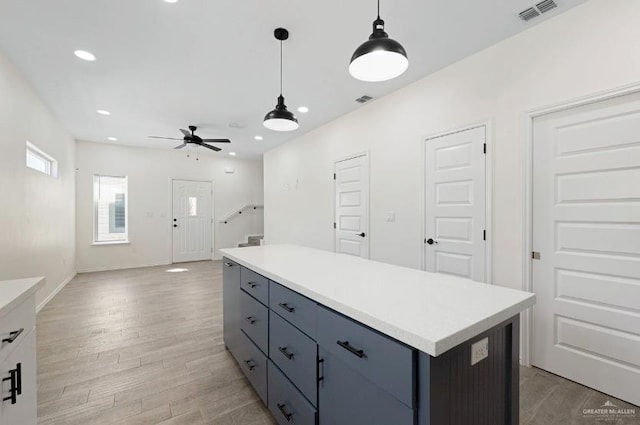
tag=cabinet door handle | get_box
[245,317,257,325]
[2,328,24,344]
[15,363,21,395]
[278,346,294,360]
[337,340,365,358]
[244,360,255,371]
[278,302,295,313]
[2,365,19,405]
[224,262,234,267]
[277,403,293,421]
[247,282,257,288]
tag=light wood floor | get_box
[36,261,639,425]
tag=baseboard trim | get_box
[37,272,76,313]
[77,262,171,274]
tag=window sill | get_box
[92,240,130,246]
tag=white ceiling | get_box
[0,0,585,159]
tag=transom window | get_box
[26,141,58,177]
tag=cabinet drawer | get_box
[236,331,268,404]
[0,327,36,425]
[318,348,414,425]
[316,306,415,408]
[239,290,269,355]
[240,267,269,306]
[268,361,318,425]
[269,311,318,406]
[0,297,35,365]
[270,281,317,339]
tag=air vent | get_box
[355,95,373,104]
[536,0,557,13]
[519,7,540,21]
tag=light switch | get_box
[471,337,489,366]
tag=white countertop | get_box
[220,244,535,356]
[0,277,45,318]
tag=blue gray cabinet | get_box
[222,258,521,425]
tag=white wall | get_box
[264,0,640,290]
[0,50,76,308]
[75,141,263,272]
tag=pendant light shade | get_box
[349,2,408,82]
[264,28,299,132]
[263,95,299,131]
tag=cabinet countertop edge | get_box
[0,277,45,318]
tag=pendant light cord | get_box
[377,0,380,19]
[280,39,283,96]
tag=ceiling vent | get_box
[355,95,373,104]
[519,0,558,21]
[536,0,558,13]
[519,7,540,21]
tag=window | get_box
[93,175,128,243]
[26,141,58,177]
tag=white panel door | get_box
[425,126,486,281]
[172,180,212,263]
[334,155,369,258]
[532,92,640,406]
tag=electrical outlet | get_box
[471,337,489,366]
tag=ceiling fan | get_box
[149,125,230,152]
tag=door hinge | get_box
[483,143,487,154]
[333,222,336,229]
[532,251,541,260]
[333,173,336,180]
[483,230,486,241]
[424,237,427,244]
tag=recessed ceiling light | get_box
[298,106,309,113]
[107,137,117,141]
[229,152,237,156]
[254,135,263,141]
[164,0,179,3]
[96,109,111,116]
[74,50,96,61]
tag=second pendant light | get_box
[263,28,299,132]
[349,0,408,82]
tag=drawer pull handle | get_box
[247,282,258,289]
[337,340,365,358]
[278,346,294,360]
[245,316,257,325]
[244,360,256,371]
[277,403,293,421]
[278,303,295,313]
[2,328,24,344]
[224,262,234,267]
[2,363,20,405]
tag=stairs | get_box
[238,235,263,248]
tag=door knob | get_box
[357,232,366,237]
[173,224,178,228]
[426,238,438,245]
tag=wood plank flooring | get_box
[36,260,639,424]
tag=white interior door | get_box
[425,126,486,281]
[334,154,369,258]
[532,92,640,406]
[172,179,212,263]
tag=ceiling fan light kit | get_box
[349,0,408,82]
[263,28,299,132]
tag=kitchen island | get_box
[220,244,535,425]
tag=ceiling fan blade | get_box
[174,143,187,150]
[179,129,191,137]
[149,136,184,140]
[196,142,221,152]
[202,139,231,144]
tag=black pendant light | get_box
[349,0,408,82]
[263,28,299,132]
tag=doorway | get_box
[424,126,487,281]
[334,154,370,259]
[172,179,213,263]
[531,91,640,406]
